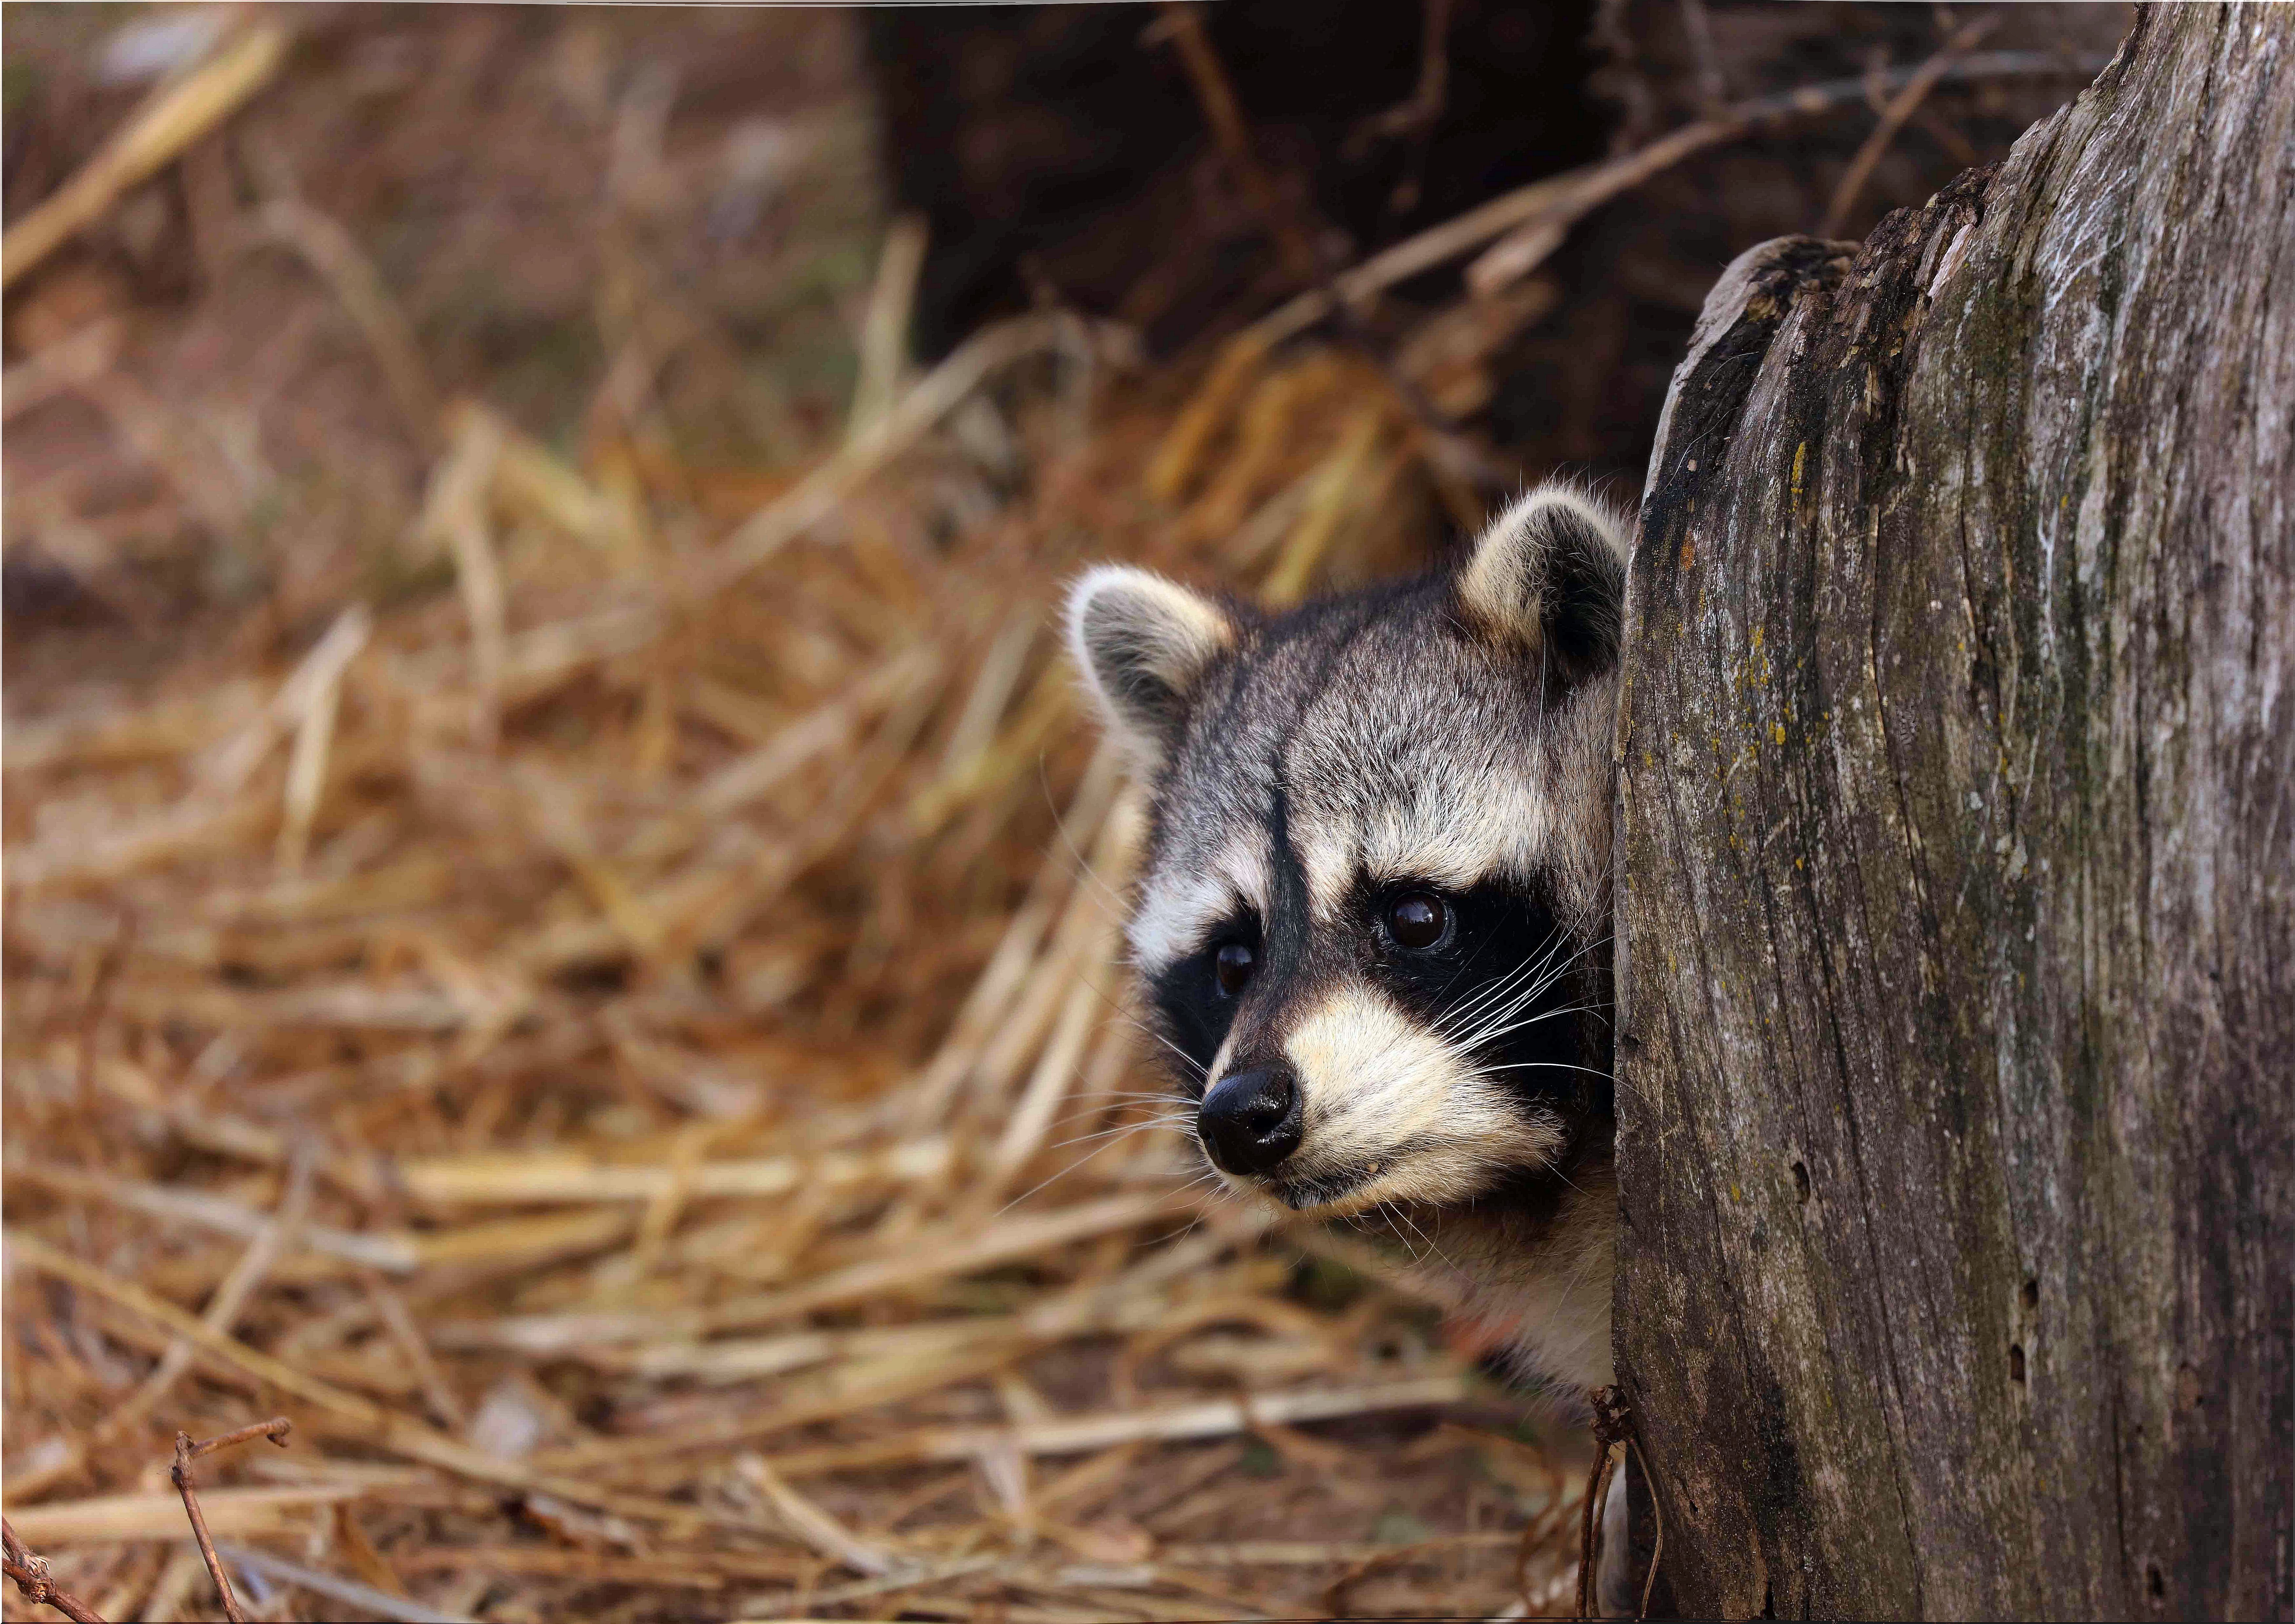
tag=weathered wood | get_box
[1613,8,2292,1617]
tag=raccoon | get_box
[1065,484,1630,1397]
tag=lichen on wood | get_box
[1613,7,2293,1615]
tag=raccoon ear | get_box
[1456,484,1633,678]
[1065,565,1239,767]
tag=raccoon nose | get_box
[1198,1066,1302,1176]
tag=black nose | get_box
[1198,1066,1302,1176]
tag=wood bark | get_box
[1612,8,2292,1618]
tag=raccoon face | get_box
[1068,486,1630,1222]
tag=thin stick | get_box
[1152,3,1509,492]
[1818,15,2002,239]
[736,1454,898,1576]
[1576,1440,1616,1621]
[171,1419,292,1623]
[756,1374,1472,1477]
[692,311,1092,594]
[2,1518,111,1624]
[1151,6,1321,287]
[1244,51,2106,343]
[73,909,135,1112]
[1578,1386,1633,1619]
[1630,1437,1665,1622]
[361,1269,468,1429]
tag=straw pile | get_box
[3,19,1595,1620]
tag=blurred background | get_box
[3,6,2125,1620]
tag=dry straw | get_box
[22,7,2035,1612]
[3,100,1591,1624]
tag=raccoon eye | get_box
[1386,892,1450,951]
[1213,941,1256,997]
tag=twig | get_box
[736,1454,898,1576]
[1576,1439,1617,1620]
[1154,4,1514,492]
[849,214,931,446]
[1819,15,2002,238]
[690,311,1095,595]
[1630,1437,1665,1622]
[1242,50,2105,345]
[360,1269,469,1429]
[1350,0,1455,214]
[1149,6,1322,287]
[1577,1385,1631,1620]
[417,411,507,748]
[1677,0,1730,113]
[2,1518,110,1623]
[171,1418,293,1623]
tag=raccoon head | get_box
[1067,485,1630,1229]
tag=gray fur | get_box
[1068,484,1633,1397]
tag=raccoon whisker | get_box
[1432,956,1547,1039]
[1435,937,1591,1044]
[1449,969,1607,1040]
[1384,1203,1457,1273]
[993,1116,1202,1213]
[1474,1060,1616,1081]
[1066,968,1210,1080]
[1133,1030,1209,1079]
[1421,915,1541,1023]
[1055,1089,1191,1117]
[1431,936,1572,1040]
[1036,1105,1189,1142]
[1462,993,1609,1037]
[1040,1114,1195,1153]
[1455,998,1612,1049]
[1068,1093,1194,1115]
[1039,758,1134,920]
[1441,924,1590,1026]
[1043,1097,1158,1129]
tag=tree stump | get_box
[1613,8,2293,1617]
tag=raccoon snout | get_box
[1198,1066,1302,1176]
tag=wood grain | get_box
[1613,8,2293,1615]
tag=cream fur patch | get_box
[1064,564,1236,772]
[1293,762,1556,918]
[1356,765,1555,898]
[1456,483,1633,647]
[1128,834,1270,973]
[1439,1172,1619,1391]
[1267,981,1565,1216]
